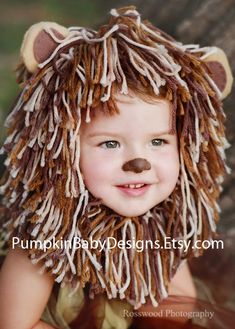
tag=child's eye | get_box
[151,139,165,146]
[99,140,120,149]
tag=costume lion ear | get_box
[20,22,69,73]
[201,47,233,100]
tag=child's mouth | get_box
[116,183,151,196]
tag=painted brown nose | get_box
[122,158,151,173]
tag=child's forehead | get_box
[80,93,174,134]
[113,89,166,104]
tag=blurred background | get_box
[0,0,235,310]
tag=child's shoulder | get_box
[0,248,54,328]
[168,261,196,298]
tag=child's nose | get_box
[122,158,151,173]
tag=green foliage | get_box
[41,0,103,25]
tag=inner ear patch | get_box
[202,47,233,100]
[206,61,227,94]
[34,28,66,64]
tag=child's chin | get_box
[103,201,155,218]
[111,207,150,218]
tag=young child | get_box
[0,6,233,329]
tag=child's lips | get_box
[116,183,151,197]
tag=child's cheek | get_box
[154,147,180,180]
[80,150,116,192]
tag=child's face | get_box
[80,93,179,217]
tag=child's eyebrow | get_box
[86,132,121,138]
[86,130,172,138]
